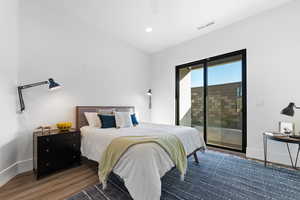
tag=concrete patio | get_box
[193,125,243,150]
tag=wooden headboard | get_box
[76,106,135,130]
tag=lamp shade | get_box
[48,78,61,90]
[147,89,152,96]
[281,102,295,117]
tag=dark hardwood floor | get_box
[0,161,99,200]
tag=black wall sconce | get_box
[147,89,152,109]
[18,78,61,112]
[281,102,300,117]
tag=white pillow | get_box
[114,111,133,128]
[84,112,101,127]
[98,109,115,115]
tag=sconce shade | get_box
[48,78,61,90]
[147,89,152,96]
[281,102,295,117]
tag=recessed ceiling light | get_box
[145,27,153,33]
[197,21,215,30]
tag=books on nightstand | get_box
[264,132,286,136]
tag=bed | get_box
[76,106,206,200]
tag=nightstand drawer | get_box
[50,132,80,143]
[38,136,52,147]
[38,146,53,159]
[68,151,81,164]
[65,139,80,150]
[37,160,55,176]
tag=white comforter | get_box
[81,123,206,200]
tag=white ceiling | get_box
[62,0,292,53]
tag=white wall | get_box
[16,0,151,172]
[0,0,20,186]
[151,0,300,165]
[179,68,192,126]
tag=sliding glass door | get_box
[206,55,244,151]
[176,50,246,152]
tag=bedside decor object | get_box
[36,126,52,136]
[57,122,72,132]
[281,102,300,117]
[279,122,294,135]
[147,89,152,109]
[33,129,81,179]
[18,78,61,112]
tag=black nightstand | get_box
[33,129,81,179]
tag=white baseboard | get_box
[0,162,18,187]
[17,159,33,174]
[0,159,33,187]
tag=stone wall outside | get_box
[191,82,242,129]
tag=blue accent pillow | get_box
[98,115,116,128]
[131,114,139,126]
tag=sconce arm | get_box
[18,81,48,112]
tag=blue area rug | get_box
[67,151,300,200]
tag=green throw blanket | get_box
[99,135,187,189]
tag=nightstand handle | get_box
[45,149,49,153]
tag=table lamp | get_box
[281,102,300,138]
